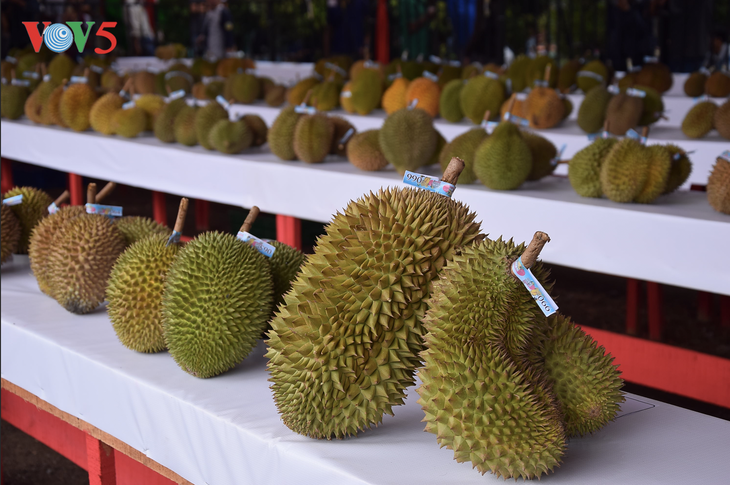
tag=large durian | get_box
[568,134,617,198]
[2,186,52,254]
[600,138,649,203]
[1,203,21,264]
[378,106,437,174]
[472,121,532,190]
[266,158,484,439]
[59,75,98,131]
[577,85,612,134]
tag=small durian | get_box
[635,62,672,93]
[684,72,707,97]
[634,85,664,126]
[340,82,355,113]
[59,76,99,131]
[577,60,608,93]
[229,72,260,103]
[89,89,125,134]
[438,128,487,184]
[525,55,557,88]
[350,69,383,115]
[705,71,730,97]
[2,186,52,254]
[568,135,618,198]
[525,66,565,129]
[347,129,388,171]
[2,79,30,119]
[577,85,612,134]
[404,77,440,117]
[1,203,21,264]
[681,101,717,138]
[173,104,199,146]
[714,99,730,140]
[600,138,649,203]
[100,70,124,93]
[328,116,355,156]
[379,106,437,174]
[41,83,67,126]
[662,145,692,194]
[438,78,464,122]
[311,76,341,111]
[208,118,254,154]
[460,75,505,124]
[135,94,165,131]
[523,131,558,181]
[707,156,730,214]
[24,73,59,123]
[268,106,303,161]
[268,240,306,310]
[473,121,532,190]
[132,71,157,94]
[557,59,581,93]
[293,113,334,163]
[382,75,410,115]
[242,114,268,147]
[506,55,531,93]
[194,100,228,150]
[425,130,446,166]
[115,215,170,247]
[112,102,148,138]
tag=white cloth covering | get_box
[2,256,730,485]
[1,120,728,295]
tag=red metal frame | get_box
[195,199,210,232]
[697,291,713,321]
[69,173,84,205]
[646,282,663,340]
[152,191,167,225]
[276,215,302,250]
[626,278,639,335]
[1,158,13,194]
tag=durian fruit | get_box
[209,118,254,154]
[153,97,187,143]
[473,122,532,190]
[41,83,67,126]
[328,116,355,156]
[577,85,612,134]
[347,129,388,171]
[243,114,268,147]
[287,77,320,106]
[59,78,98,131]
[115,216,170,247]
[568,136,618,198]
[268,106,303,161]
[204,80,225,100]
[600,138,649,203]
[216,57,255,77]
[523,131,558,180]
[340,82,355,113]
[417,233,565,479]
[707,156,730,215]
[705,71,730,97]
[266,158,484,439]
[162,214,273,378]
[543,313,623,437]
[350,69,383,115]
[311,76,341,111]
[1,78,30,119]
[24,73,59,123]
[438,128,487,184]
[662,145,692,194]
[268,240,306,310]
[173,104,199,146]
[562,96,574,119]
[633,85,664,126]
[681,101,717,138]
[1,203,21,264]
[293,113,334,163]
[525,55,557,88]
[2,186,52,254]
[265,84,287,107]
[379,107,437,174]
[499,93,527,120]
[112,104,148,138]
[577,60,608,93]
[46,185,127,314]
[259,77,275,99]
[426,131,447,166]
[461,63,481,80]
[714,99,730,140]
[404,77,440,117]
[632,145,672,204]
[605,92,643,136]
[100,70,124,93]
[194,100,228,150]
[618,71,637,91]
[460,75,505,124]
[107,199,189,353]
[524,66,565,129]
[635,62,673,93]
[47,54,75,84]
[684,72,707,97]
[132,71,157,94]
[164,71,192,95]
[382,75,410,115]
[90,86,127,134]
[228,72,260,103]
[506,55,531,93]
[557,59,581,93]
[439,78,464,122]
[135,94,165,131]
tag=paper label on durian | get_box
[43,74,52,82]
[550,144,567,167]
[324,62,347,77]
[423,71,438,82]
[429,55,442,64]
[364,60,380,69]
[511,256,558,317]
[515,92,528,101]
[720,150,730,162]
[245,68,257,75]
[294,104,316,114]
[339,127,355,145]
[503,112,529,127]
[448,60,461,67]
[90,65,105,74]
[387,73,402,82]
[403,171,455,198]
[122,100,136,110]
[5,56,17,64]
[607,84,620,94]
[699,67,711,76]
[167,89,186,101]
[484,70,499,80]
[643,56,658,63]
[166,230,182,247]
[577,70,604,82]
[626,87,646,98]
[693,95,710,103]
[11,79,30,87]
[533,80,549,87]
[236,231,276,258]
[626,129,647,145]
[23,71,39,80]
[70,76,87,84]
[341,90,353,98]
[2,195,23,206]
[481,120,499,134]
[47,202,59,214]
[85,203,122,218]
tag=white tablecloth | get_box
[2,256,729,485]
[2,120,728,295]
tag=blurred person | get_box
[324,0,370,58]
[198,0,235,60]
[125,0,154,56]
[398,0,437,59]
[607,0,650,71]
[191,0,207,57]
[704,30,729,71]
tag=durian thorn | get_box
[442,157,465,185]
[543,63,551,83]
[87,183,97,205]
[83,67,90,80]
[174,198,189,234]
[53,190,70,207]
[240,206,260,233]
[96,182,117,203]
[520,231,550,269]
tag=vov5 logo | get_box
[22,21,117,55]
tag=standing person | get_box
[704,30,729,71]
[398,0,437,60]
[198,0,235,60]
[191,0,207,57]
[124,0,154,56]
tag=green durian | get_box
[48,54,75,84]
[437,64,461,88]
[633,145,671,204]
[438,128,486,184]
[154,98,188,143]
[634,85,663,126]
[439,78,464,122]
[293,113,334,163]
[350,69,382,115]
[1,204,21,264]
[194,100,228,150]
[379,107,437,174]
[3,186,52,254]
[173,105,199,146]
[460,76,505,124]
[268,240,306,309]
[242,114,268,147]
[268,106,302,161]
[163,231,273,378]
[577,85,612,134]
[681,101,717,139]
[662,145,692,194]
[557,59,581,92]
[164,72,192,95]
[205,80,225,100]
[100,70,123,92]
[425,130,446,166]
[568,137,618,198]
[229,72,260,103]
[89,91,125,134]
[135,94,165,131]
[600,139,649,203]
[311,78,341,111]
[112,105,148,138]
[59,82,98,131]
[523,131,558,181]
[1,83,29,119]
[472,122,532,190]
[577,60,608,93]
[114,216,170,247]
[507,55,531,93]
[208,119,253,154]
[526,55,557,88]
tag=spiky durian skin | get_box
[577,85,611,134]
[42,85,66,126]
[382,77,410,115]
[460,76,505,124]
[681,101,717,139]
[90,92,125,135]
[472,122,532,191]
[438,128,486,185]
[1,204,21,264]
[268,106,303,161]
[47,214,127,314]
[209,119,253,154]
[135,94,165,131]
[107,234,181,353]
[28,206,86,294]
[163,232,273,378]
[328,116,355,156]
[417,239,565,480]
[543,313,624,437]
[707,158,730,215]
[293,114,334,163]
[194,101,228,150]
[568,138,617,198]
[347,130,388,171]
[154,98,187,143]
[378,108,437,174]
[229,73,260,103]
[266,187,483,440]
[1,84,29,119]
[3,186,52,254]
[115,216,170,247]
[242,114,268,147]
[605,93,643,136]
[525,87,565,129]
[577,60,607,93]
[173,105,199,146]
[25,80,59,123]
[59,83,98,131]
[634,85,663,126]
[600,139,649,203]
[112,106,148,138]
[439,79,464,122]
[634,145,671,204]
[48,54,75,84]
[523,131,558,181]
[269,240,306,310]
[715,100,730,140]
[662,145,692,195]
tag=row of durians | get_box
[2,158,625,480]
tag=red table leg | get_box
[626,278,639,335]
[647,282,663,341]
[152,191,167,226]
[195,199,210,232]
[69,173,84,205]
[697,291,713,322]
[1,158,14,194]
[86,435,117,485]
[721,296,730,329]
[276,215,302,250]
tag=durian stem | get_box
[482,110,491,123]
[442,157,465,185]
[506,95,516,116]
[520,231,551,269]
[53,190,70,206]
[83,67,90,80]
[174,198,189,234]
[10,69,16,81]
[96,182,117,203]
[544,64,551,83]
[302,89,313,106]
[240,206,260,233]
[603,120,610,132]
[641,126,650,139]
[121,78,133,96]
[41,63,48,77]
[87,183,97,205]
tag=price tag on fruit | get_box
[23,71,39,80]
[85,203,122,218]
[69,76,88,84]
[503,112,529,127]
[236,231,276,258]
[48,202,59,214]
[511,256,558,316]
[423,71,438,82]
[11,79,30,87]
[577,70,604,82]
[484,70,499,80]
[720,150,730,162]
[403,171,455,198]
[166,230,182,247]
[122,100,136,110]
[2,195,23,206]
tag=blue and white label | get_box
[387,72,402,82]
[643,56,658,63]
[533,79,548,87]
[626,87,646,98]
[515,92,528,101]
[122,100,136,110]
[324,62,347,76]
[85,203,122,218]
[339,127,355,145]
[90,65,105,74]
[503,112,530,127]
[408,98,419,109]
[484,70,499,80]
[48,202,59,214]
[11,79,30,87]
[429,55,442,64]
[215,94,230,109]
[693,95,710,104]
[607,84,620,94]
[69,76,87,84]
[43,74,52,82]
[423,70,438,82]
[166,230,182,247]
[720,150,730,162]
[5,56,17,64]
[625,128,647,144]
[699,67,711,76]
[550,144,567,167]
[167,89,186,101]
[403,171,455,198]
[511,256,558,317]
[577,70,604,82]
[2,195,23,206]
[448,60,461,67]
[363,60,380,69]
[23,71,39,80]
[341,90,353,98]
[294,104,316,114]
[480,119,499,134]
[236,231,276,258]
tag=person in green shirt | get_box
[398,0,437,59]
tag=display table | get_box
[2,255,729,485]
[2,119,728,295]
